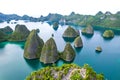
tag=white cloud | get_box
[0,0,119,17]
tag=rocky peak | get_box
[40,38,59,64]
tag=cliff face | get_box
[81,24,94,35]
[40,38,59,64]
[9,24,30,41]
[61,42,75,62]
[62,26,79,38]
[74,36,83,48]
[24,30,44,59]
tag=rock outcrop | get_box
[81,24,94,35]
[95,46,102,52]
[74,36,83,48]
[62,26,79,38]
[9,24,30,41]
[24,30,44,59]
[103,30,114,38]
[0,30,8,42]
[53,22,59,30]
[61,42,75,62]
[40,38,59,64]
[0,26,13,34]
[26,64,104,80]
[0,26,13,42]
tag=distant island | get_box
[0,11,120,29]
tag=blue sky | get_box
[0,0,119,17]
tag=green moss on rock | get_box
[62,26,79,38]
[26,63,104,80]
[40,38,59,64]
[74,36,83,48]
[61,42,75,62]
[81,24,94,35]
[0,26,13,34]
[0,30,8,42]
[24,30,44,59]
[103,30,114,38]
[9,24,30,41]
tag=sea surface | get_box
[0,21,120,80]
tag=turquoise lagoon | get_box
[0,21,120,80]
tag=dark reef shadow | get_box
[81,33,93,39]
[62,37,75,42]
[0,42,7,48]
[95,50,102,54]
[40,62,56,67]
[53,27,58,31]
[75,47,83,53]
[24,58,40,69]
[103,37,113,41]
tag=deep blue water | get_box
[0,21,120,80]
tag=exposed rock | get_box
[95,46,102,52]
[40,38,59,64]
[62,26,79,38]
[61,42,75,62]
[24,30,44,59]
[26,64,104,80]
[74,36,83,48]
[53,22,59,30]
[9,24,30,41]
[81,24,94,35]
[0,26,13,34]
[103,30,114,38]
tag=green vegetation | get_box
[60,42,75,62]
[74,36,83,48]
[40,38,59,64]
[0,26,13,34]
[62,26,79,38]
[0,30,8,42]
[81,24,94,35]
[26,63,104,80]
[95,46,102,52]
[103,30,114,38]
[0,26,13,42]
[70,70,82,80]
[9,24,30,41]
[24,30,44,59]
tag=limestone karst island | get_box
[0,10,120,80]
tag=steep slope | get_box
[62,26,79,38]
[24,30,44,59]
[9,24,30,41]
[40,38,59,64]
[60,42,75,62]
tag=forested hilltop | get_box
[40,11,120,29]
[26,64,104,80]
[0,11,120,29]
